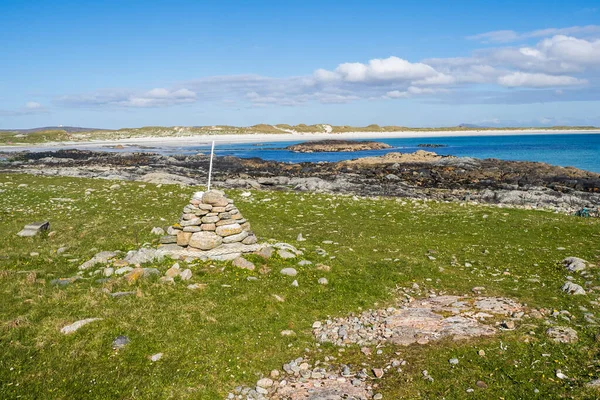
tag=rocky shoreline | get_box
[285,140,392,153]
[1,149,599,213]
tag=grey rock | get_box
[112,335,130,350]
[79,250,119,270]
[17,221,50,237]
[179,269,192,281]
[562,281,586,295]
[546,326,578,343]
[562,257,588,272]
[232,257,255,271]
[150,227,165,235]
[318,277,328,285]
[60,318,103,334]
[278,250,296,259]
[280,268,298,277]
[123,248,165,265]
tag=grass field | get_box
[1,173,599,399]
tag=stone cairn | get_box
[158,190,261,261]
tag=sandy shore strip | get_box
[1,129,599,152]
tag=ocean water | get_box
[168,133,600,173]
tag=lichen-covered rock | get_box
[215,223,242,237]
[222,230,249,243]
[176,231,192,246]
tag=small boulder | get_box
[232,257,255,271]
[280,268,298,277]
[189,231,222,250]
[562,281,586,295]
[112,335,130,350]
[562,257,588,272]
[546,326,578,343]
[151,227,165,235]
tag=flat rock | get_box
[215,223,242,237]
[123,248,165,265]
[112,335,130,350]
[17,221,50,237]
[278,250,296,259]
[546,326,578,343]
[60,318,103,334]
[232,257,255,271]
[222,230,249,244]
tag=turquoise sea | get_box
[174,133,600,173]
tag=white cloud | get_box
[25,101,42,109]
[54,31,600,110]
[317,56,439,83]
[497,72,587,87]
[468,25,600,43]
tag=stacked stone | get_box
[159,190,258,258]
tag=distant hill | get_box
[458,123,487,128]
[0,126,106,134]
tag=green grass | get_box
[1,174,599,399]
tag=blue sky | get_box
[1,0,600,129]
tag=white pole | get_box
[207,140,215,191]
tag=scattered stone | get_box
[123,248,165,265]
[60,318,103,334]
[546,326,579,343]
[110,291,136,297]
[278,250,296,259]
[586,379,600,389]
[112,335,130,350]
[187,283,207,290]
[280,268,298,277]
[256,246,274,259]
[298,260,312,266]
[476,380,488,389]
[280,330,296,337]
[150,353,163,362]
[179,269,192,281]
[562,257,589,272]
[109,184,121,190]
[256,378,274,388]
[165,263,181,278]
[159,276,175,285]
[79,250,119,270]
[312,295,525,347]
[17,221,50,237]
[449,358,459,365]
[51,276,80,286]
[372,368,384,379]
[296,233,306,242]
[316,263,331,272]
[232,257,255,271]
[501,320,516,330]
[562,281,586,295]
[472,286,485,294]
[115,266,133,275]
[150,227,165,235]
[291,280,299,287]
[318,277,328,285]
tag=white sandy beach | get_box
[1,129,599,152]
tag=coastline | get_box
[1,128,599,152]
